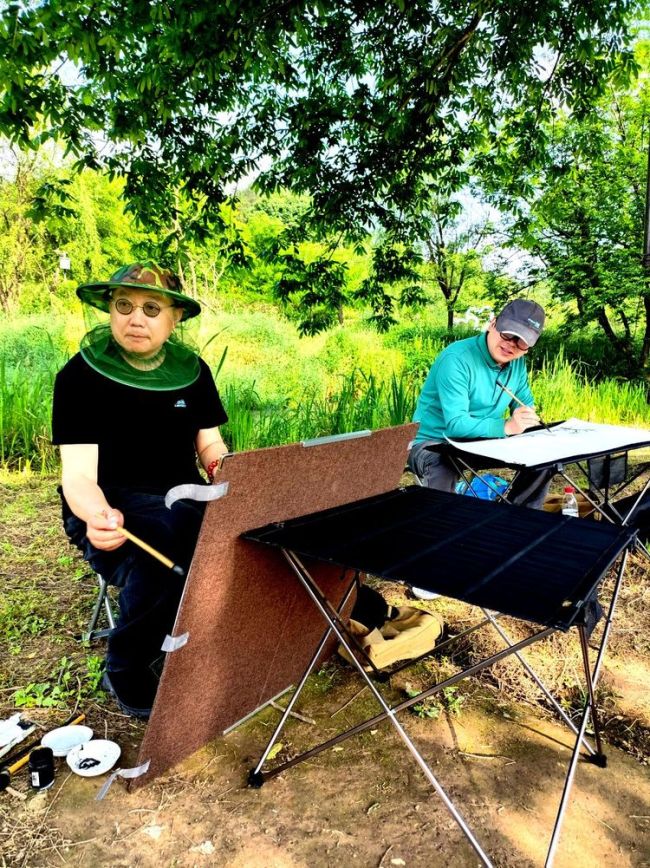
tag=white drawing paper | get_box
[446,418,650,468]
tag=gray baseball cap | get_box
[495,299,545,347]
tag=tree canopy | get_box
[501,62,650,378]
[0,0,639,243]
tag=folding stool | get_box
[83,572,117,642]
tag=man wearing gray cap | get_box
[408,299,553,508]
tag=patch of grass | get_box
[309,663,342,696]
[0,589,49,652]
[560,681,620,722]
[13,654,105,709]
[0,495,38,521]
[404,684,466,720]
[0,474,110,718]
[530,349,650,425]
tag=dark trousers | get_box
[407,443,555,509]
[62,489,205,674]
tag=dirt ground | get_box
[1,474,649,867]
[2,685,649,868]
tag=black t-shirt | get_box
[52,353,228,495]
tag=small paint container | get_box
[29,746,55,790]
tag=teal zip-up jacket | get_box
[413,333,534,443]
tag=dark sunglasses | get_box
[500,331,530,351]
[112,298,174,318]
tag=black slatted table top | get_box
[242,487,634,630]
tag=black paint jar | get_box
[29,746,55,790]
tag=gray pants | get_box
[407,442,554,510]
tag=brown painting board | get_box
[134,423,417,786]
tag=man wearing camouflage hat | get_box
[52,262,229,718]
[408,299,554,508]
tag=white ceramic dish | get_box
[41,725,94,757]
[66,739,121,776]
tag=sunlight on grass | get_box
[531,350,649,425]
[1,312,648,470]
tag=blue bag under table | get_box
[242,486,635,867]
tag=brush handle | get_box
[94,512,185,576]
[497,380,554,434]
[116,527,185,576]
[497,380,528,409]
[0,712,86,782]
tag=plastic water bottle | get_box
[562,486,579,518]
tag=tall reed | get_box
[530,350,649,425]
[0,355,58,472]
[1,335,649,470]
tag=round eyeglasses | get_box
[112,298,174,318]
[500,331,530,351]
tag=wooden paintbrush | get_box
[115,527,185,576]
[95,512,185,576]
[496,380,555,435]
[0,712,86,794]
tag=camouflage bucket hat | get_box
[76,261,201,321]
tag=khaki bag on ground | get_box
[338,606,444,671]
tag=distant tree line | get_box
[0,148,493,327]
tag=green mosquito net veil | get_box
[77,262,201,391]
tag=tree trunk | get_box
[640,293,650,369]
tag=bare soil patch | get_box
[1,473,649,867]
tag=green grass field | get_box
[1,305,649,471]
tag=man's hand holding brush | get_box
[92,509,185,576]
[497,378,554,436]
[504,405,540,436]
[88,507,126,551]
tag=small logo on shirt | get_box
[174,399,187,408]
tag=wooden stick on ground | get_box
[269,701,315,725]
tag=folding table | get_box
[439,418,650,540]
[242,486,635,867]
